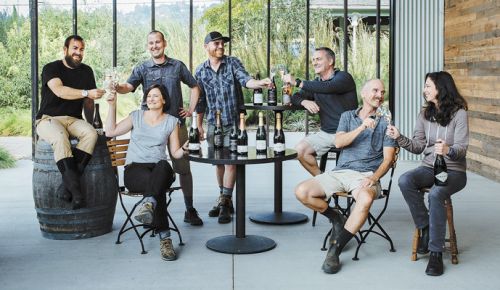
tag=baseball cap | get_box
[204,31,230,44]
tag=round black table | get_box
[243,103,309,225]
[189,147,297,254]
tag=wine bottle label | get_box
[188,143,200,150]
[256,153,267,159]
[230,140,238,152]
[435,171,448,182]
[214,135,223,146]
[237,145,248,153]
[95,128,104,135]
[254,93,263,104]
[256,140,266,150]
[274,143,285,152]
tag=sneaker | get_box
[134,202,154,225]
[184,208,203,226]
[160,238,177,261]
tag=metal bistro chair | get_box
[106,139,184,254]
[411,188,458,264]
[320,147,400,261]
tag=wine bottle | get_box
[188,112,200,154]
[434,142,448,186]
[229,121,239,153]
[256,111,267,154]
[273,112,286,155]
[93,103,104,135]
[237,112,248,155]
[267,76,277,106]
[214,110,223,149]
[253,73,263,106]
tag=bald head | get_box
[361,79,385,108]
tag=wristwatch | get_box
[295,78,302,88]
[81,90,89,97]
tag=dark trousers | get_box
[398,166,466,252]
[124,160,175,231]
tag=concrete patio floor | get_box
[1,135,499,290]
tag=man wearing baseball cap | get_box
[195,31,271,223]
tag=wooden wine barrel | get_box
[32,135,118,240]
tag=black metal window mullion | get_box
[30,0,39,159]
[113,0,117,67]
[343,0,348,72]
[72,0,77,35]
[151,0,155,30]
[376,0,381,78]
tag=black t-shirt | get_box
[36,60,97,120]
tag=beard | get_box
[64,54,82,68]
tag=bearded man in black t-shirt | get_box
[36,35,105,209]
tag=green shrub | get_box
[0,108,31,136]
[0,146,15,169]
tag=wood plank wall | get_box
[444,0,500,182]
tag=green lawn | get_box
[0,146,15,169]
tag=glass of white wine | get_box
[102,67,118,101]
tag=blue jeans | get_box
[398,166,466,252]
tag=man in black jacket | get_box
[283,47,358,177]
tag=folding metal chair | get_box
[320,147,400,261]
[106,139,184,254]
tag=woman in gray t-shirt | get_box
[105,84,187,261]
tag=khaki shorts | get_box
[303,130,336,157]
[167,123,191,175]
[315,169,382,200]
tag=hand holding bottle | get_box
[434,138,449,156]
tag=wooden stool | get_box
[411,196,458,264]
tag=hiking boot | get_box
[322,241,341,274]
[417,225,430,254]
[209,195,234,217]
[425,251,444,276]
[134,202,154,225]
[329,209,347,245]
[218,196,232,224]
[160,238,177,261]
[184,208,203,226]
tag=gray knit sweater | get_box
[396,109,469,172]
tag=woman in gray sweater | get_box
[387,71,468,276]
[105,84,187,261]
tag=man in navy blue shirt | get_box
[284,47,358,177]
[195,31,271,223]
[295,79,397,274]
[116,30,203,226]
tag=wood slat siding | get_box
[444,0,500,182]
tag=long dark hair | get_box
[144,84,170,112]
[423,71,468,126]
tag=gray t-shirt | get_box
[125,110,178,165]
[334,108,397,172]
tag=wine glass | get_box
[102,67,119,101]
[377,103,392,124]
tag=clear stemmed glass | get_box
[102,67,119,101]
[377,103,392,124]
